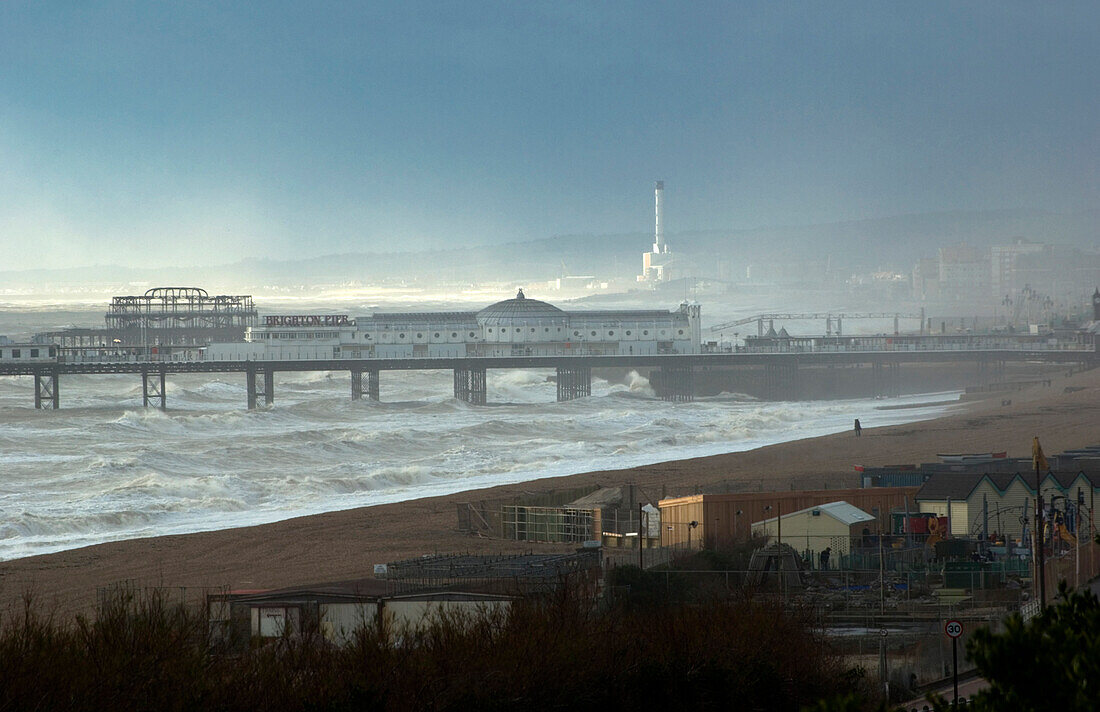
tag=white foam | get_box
[0,369,962,561]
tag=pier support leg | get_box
[763,361,797,400]
[351,369,362,400]
[976,357,990,386]
[453,367,487,405]
[34,370,59,410]
[142,368,167,410]
[246,368,273,409]
[351,368,381,401]
[654,365,694,402]
[367,369,379,401]
[246,368,257,410]
[556,366,591,401]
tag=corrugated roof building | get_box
[752,501,877,562]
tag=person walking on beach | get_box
[854,418,862,437]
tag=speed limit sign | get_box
[945,619,963,638]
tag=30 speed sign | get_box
[945,620,963,638]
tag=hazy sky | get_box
[1,2,1097,270]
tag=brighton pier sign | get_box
[264,315,351,327]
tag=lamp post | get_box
[734,509,743,541]
[686,520,698,551]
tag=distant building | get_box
[991,239,1044,299]
[911,257,941,301]
[937,243,990,303]
[1014,246,1100,309]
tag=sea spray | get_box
[0,368,963,561]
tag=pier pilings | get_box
[556,366,591,401]
[351,368,380,401]
[34,370,59,409]
[654,364,695,402]
[142,367,167,410]
[454,367,487,405]
[246,367,274,409]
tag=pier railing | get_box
[52,336,1095,364]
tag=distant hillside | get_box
[2,208,1095,290]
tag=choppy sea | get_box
[0,291,957,561]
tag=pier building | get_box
[205,290,703,361]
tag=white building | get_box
[752,500,877,563]
[206,290,702,361]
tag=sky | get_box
[1,2,1098,270]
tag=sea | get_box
[0,287,960,561]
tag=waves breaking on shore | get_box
[0,367,961,561]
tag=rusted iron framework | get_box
[105,287,257,337]
[43,287,257,354]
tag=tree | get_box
[953,582,1100,711]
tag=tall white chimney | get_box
[653,180,665,253]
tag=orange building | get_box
[658,487,919,549]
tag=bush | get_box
[0,585,850,711]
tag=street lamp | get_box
[687,520,698,551]
[734,509,743,541]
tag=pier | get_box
[2,336,1095,410]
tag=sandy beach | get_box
[3,365,1098,618]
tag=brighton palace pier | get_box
[207,290,702,362]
